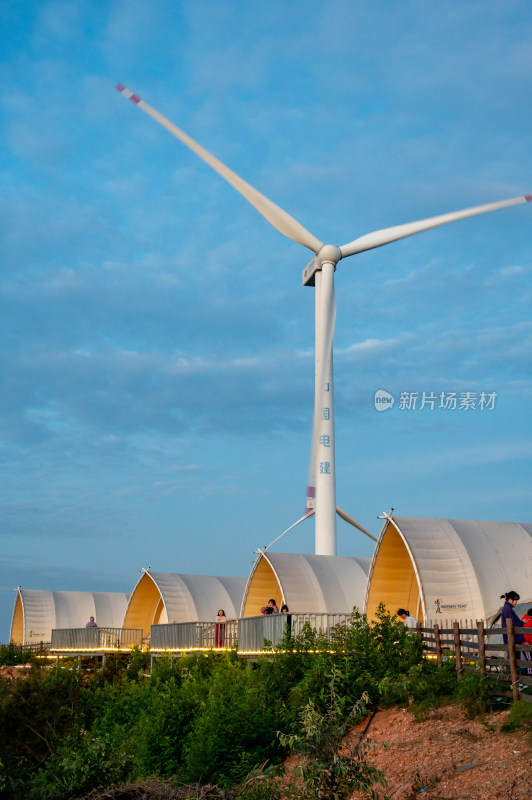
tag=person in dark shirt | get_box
[500,591,523,644]
[260,599,279,615]
[500,591,531,675]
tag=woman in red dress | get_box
[215,609,226,647]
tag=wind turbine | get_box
[116,84,531,557]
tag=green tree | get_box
[279,665,388,800]
[182,656,281,786]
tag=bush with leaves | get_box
[0,643,34,667]
[378,661,458,711]
[282,605,423,723]
[278,665,388,800]
[25,731,137,800]
[500,699,532,734]
[181,655,282,786]
[453,671,502,718]
[0,664,83,797]
[134,658,206,777]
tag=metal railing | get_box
[51,627,143,651]
[290,612,352,640]
[238,612,352,652]
[150,620,238,651]
[49,613,357,655]
[237,614,289,652]
[150,612,353,654]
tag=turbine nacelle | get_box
[302,245,342,286]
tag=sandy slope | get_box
[348,705,531,800]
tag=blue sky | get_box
[1,0,531,639]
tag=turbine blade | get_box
[116,85,323,253]
[340,194,532,258]
[264,513,311,551]
[336,506,378,542]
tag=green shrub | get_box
[0,643,34,667]
[278,665,387,800]
[500,700,532,734]
[181,657,281,786]
[126,645,151,680]
[134,670,204,777]
[235,763,283,800]
[379,661,458,711]
[27,731,137,799]
[281,604,424,716]
[0,664,83,797]
[453,671,501,718]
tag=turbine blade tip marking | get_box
[525,194,532,202]
[115,84,141,104]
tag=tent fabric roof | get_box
[122,571,246,635]
[150,572,246,622]
[10,589,129,645]
[365,517,532,624]
[241,553,371,617]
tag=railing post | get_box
[453,621,463,679]
[476,620,486,674]
[506,618,520,703]
[434,623,442,667]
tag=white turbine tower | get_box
[116,84,531,557]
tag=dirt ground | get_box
[348,705,531,800]
[0,664,30,680]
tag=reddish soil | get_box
[0,664,30,680]
[348,706,531,800]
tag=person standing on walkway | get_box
[396,608,417,630]
[522,608,532,645]
[500,591,531,675]
[260,599,279,615]
[500,591,524,643]
[215,609,226,647]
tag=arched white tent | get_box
[123,571,246,636]
[10,589,129,645]
[365,516,532,624]
[241,552,371,617]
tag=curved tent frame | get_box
[122,571,246,637]
[241,552,371,617]
[365,516,532,624]
[10,589,129,645]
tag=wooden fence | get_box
[3,641,51,655]
[420,618,532,703]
